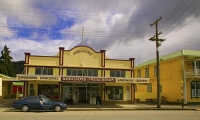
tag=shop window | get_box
[35,67,53,75]
[137,70,141,78]
[67,69,98,76]
[145,68,149,78]
[38,84,58,99]
[191,82,200,98]
[154,66,157,77]
[105,86,123,100]
[29,84,35,96]
[110,70,125,77]
[147,83,152,93]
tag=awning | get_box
[13,82,24,86]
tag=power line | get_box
[166,4,200,35]
[170,12,200,36]
[162,0,195,34]
[160,0,185,30]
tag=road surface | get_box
[0,110,199,120]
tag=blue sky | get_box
[1,0,200,65]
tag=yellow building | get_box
[0,74,12,100]
[134,50,200,104]
[16,46,149,104]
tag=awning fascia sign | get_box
[16,74,61,81]
[115,78,149,83]
[16,74,150,83]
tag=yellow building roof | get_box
[0,73,11,78]
[135,49,200,68]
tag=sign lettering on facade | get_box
[73,49,92,56]
[61,77,115,82]
[16,74,60,81]
[116,78,149,83]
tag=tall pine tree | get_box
[0,44,14,77]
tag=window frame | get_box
[110,70,125,77]
[145,68,149,78]
[35,67,53,75]
[66,68,98,77]
[147,83,152,93]
[191,81,200,98]
[137,70,141,78]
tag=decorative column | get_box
[58,82,63,100]
[129,58,135,77]
[23,81,28,97]
[129,58,135,103]
[59,47,65,75]
[100,50,106,102]
[24,53,31,74]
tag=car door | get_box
[27,96,40,109]
[40,95,52,110]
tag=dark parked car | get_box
[12,95,67,112]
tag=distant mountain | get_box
[12,61,25,76]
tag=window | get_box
[38,84,58,98]
[154,66,157,77]
[29,84,34,96]
[110,70,125,77]
[35,67,53,75]
[105,86,123,100]
[28,96,39,102]
[147,83,152,93]
[191,82,200,98]
[35,67,42,75]
[137,70,141,78]
[145,68,149,78]
[67,69,98,76]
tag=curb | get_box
[65,108,197,111]
[0,108,198,112]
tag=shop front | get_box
[16,74,149,104]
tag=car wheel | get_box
[22,105,29,112]
[54,105,61,112]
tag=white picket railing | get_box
[185,69,200,76]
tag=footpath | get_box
[0,99,200,111]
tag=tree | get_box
[0,44,15,77]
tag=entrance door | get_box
[74,87,86,103]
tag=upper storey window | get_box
[110,70,125,77]
[35,67,53,75]
[67,69,98,77]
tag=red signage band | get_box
[61,77,115,82]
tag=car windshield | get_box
[40,95,51,102]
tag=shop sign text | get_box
[61,77,115,82]
[116,78,149,83]
[16,74,59,81]
[73,49,92,56]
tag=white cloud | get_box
[0,39,79,61]
[0,0,57,27]
[0,0,200,66]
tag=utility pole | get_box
[149,17,165,108]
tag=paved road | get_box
[0,110,200,120]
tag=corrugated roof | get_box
[135,50,200,68]
[0,73,11,78]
